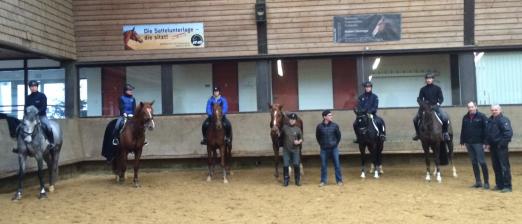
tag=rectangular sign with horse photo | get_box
[123,23,205,50]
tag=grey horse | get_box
[12,106,63,201]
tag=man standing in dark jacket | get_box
[460,101,489,189]
[316,110,343,187]
[353,81,386,143]
[485,105,513,193]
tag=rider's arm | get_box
[206,98,212,116]
[39,93,47,115]
[369,95,378,114]
[335,124,341,146]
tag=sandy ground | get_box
[0,157,521,224]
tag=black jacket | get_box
[316,121,341,149]
[460,111,488,144]
[485,113,513,146]
[417,84,443,106]
[25,91,47,116]
[357,92,378,114]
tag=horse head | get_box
[268,103,284,137]
[21,106,41,143]
[354,107,370,135]
[212,102,223,129]
[129,27,143,43]
[137,101,155,131]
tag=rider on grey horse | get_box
[413,72,450,141]
[23,80,54,149]
[112,84,136,145]
[353,81,386,143]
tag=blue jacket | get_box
[206,96,228,117]
[119,94,136,116]
[357,92,379,114]
[485,113,513,146]
[315,121,341,149]
[25,92,47,116]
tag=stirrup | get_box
[443,133,450,141]
[200,139,207,145]
[412,135,420,141]
[112,138,119,146]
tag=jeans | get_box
[490,143,512,189]
[283,149,300,167]
[465,143,489,184]
[112,116,125,139]
[320,147,342,184]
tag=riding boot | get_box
[201,120,209,145]
[471,163,482,188]
[380,124,387,141]
[353,132,360,144]
[482,164,490,189]
[442,122,450,141]
[283,166,290,187]
[294,165,301,186]
[412,121,420,141]
[224,121,232,144]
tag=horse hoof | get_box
[224,179,229,184]
[134,183,141,188]
[12,192,22,201]
[207,176,212,182]
[378,165,384,174]
[360,172,366,178]
[373,171,379,179]
[49,185,55,193]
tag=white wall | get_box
[79,67,102,116]
[172,64,212,114]
[370,54,452,107]
[127,66,162,113]
[476,51,522,105]
[238,62,257,112]
[298,59,333,110]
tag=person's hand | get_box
[128,114,134,118]
[123,113,128,117]
[484,145,490,152]
[294,139,301,145]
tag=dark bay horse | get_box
[418,101,457,183]
[354,108,384,179]
[206,103,232,183]
[113,101,155,187]
[123,27,143,50]
[12,106,63,201]
[268,103,304,178]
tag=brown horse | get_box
[123,27,143,50]
[206,103,232,183]
[113,101,155,187]
[268,103,304,178]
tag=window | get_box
[476,51,522,105]
[172,63,212,114]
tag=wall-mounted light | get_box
[255,3,266,23]
[372,57,381,70]
[277,59,283,77]
[474,52,484,64]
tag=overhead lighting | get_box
[368,75,373,81]
[372,57,381,70]
[474,52,484,63]
[277,59,283,77]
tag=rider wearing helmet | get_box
[112,84,136,145]
[25,80,54,148]
[412,72,450,141]
[200,86,232,145]
[353,81,386,143]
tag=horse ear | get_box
[140,102,144,107]
[151,100,155,105]
[268,103,272,109]
[278,104,284,110]
[132,27,135,31]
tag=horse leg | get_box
[225,144,232,176]
[35,152,47,199]
[273,143,280,178]
[43,150,54,192]
[422,143,431,181]
[133,148,142,188]
[50,149,60,192]
[119,150,127,183]
[434,143,442,183]
[370,144,379,179]
[206,148,212,182]
[447,140,458,177]
[377,140,384,174]
[220,145,228,184]
[12,153,27,201]
[359,144,366,178]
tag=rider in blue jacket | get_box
[112,84,136,145]
[200,86,232,145]
[353,81,386,143]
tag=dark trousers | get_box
[202,116,232,139]
[39,115,54,144]
[112,116,125,139]
[490,143,512,189]
[465,143,489,184]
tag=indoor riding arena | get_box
[1,0,522,223]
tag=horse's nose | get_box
[24,136,32,143]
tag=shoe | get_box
[318,182,325,187]
[492,186,503,191]
[501,188,512,193]
[380,135,386,141]
[337,182,344,186]
[470,183,482,188]
[412,135,420,141]
[112,138,119,146]
[144,139,148,145]
[283,176,289,187]
[483,183,490,189]
[443,133,450,141]
[200,138,207,145]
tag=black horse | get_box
[418,101,457,183]
[354,108,384,179]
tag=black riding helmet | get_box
[425,72,435,79]
[288,113,298,120]
[213,86,221,92]
[362,81,373,87]
[124,84,135,91]
[28,80,39,87]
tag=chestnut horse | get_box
[123,27,143,50]
[206,103,232,183]
[113,101,155,187]
[268,103,304,178]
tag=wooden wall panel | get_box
[0,0,76,59]
[266,0,464,55]
[475,0,522,46]
[212,62,239,113]
[73,0,258,62]
[332,58,358,109]
[272,60,298,111]
[101,67,125,116]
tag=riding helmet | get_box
[28,80,39,87]
[124,84,135,91]
[425,72,435,79]
[362,81,373,87]
[213,86,221,92]
[288,113,298,120]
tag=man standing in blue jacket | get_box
[316,110,343,187]
[200,86,232,145]
[485,105,513,193]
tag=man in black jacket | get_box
[413,72,450,141]
[316,110,343,187]
[460,101,489,189]
[353,81,386,143]
[485,105,513,193]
